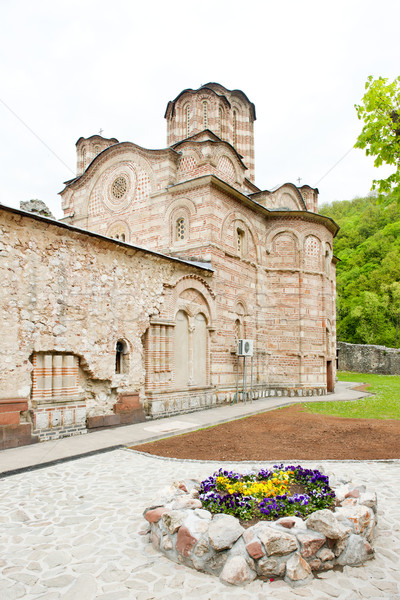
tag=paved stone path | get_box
[1,450,400,599]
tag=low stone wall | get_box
[338,341,400,374]
[143,475,376,586]
[146,386,327,418]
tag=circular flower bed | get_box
[143,465,377,587]
[200,464,335,522]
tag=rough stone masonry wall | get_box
[0,209,206,439]
[338,341,400,375]
[144,476,376,587]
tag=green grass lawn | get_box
[302,371,400,420]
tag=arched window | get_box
[115,340,128,374]
[235,318,242,346]
[108,223,130,244]
[233,110,237,147]
[237,228,244,256]
[185,104,191,138]
[203,101,208,129]
[113,233,126,242]
[176,217,185,241]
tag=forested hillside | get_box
[320,194,400,347]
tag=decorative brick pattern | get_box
[88,189,102,216]
[304,235,321,271]
[178,156,197,174]
[31,354,80,403]
[217,155,236,184]
[136,169,151,202]
[33,403,87,441]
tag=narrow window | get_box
[115,340,126,374]
[176,217,185,241]
[120,233,126,242]
[94,145,100,156]
[219,107,223,138]
[235,319,242,344]
[203,101,208,129]
[185,105,191,138]
[237,228,244,255]
[233,110,237,147]
[82,148,87,170]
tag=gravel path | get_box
[1,449,399,599]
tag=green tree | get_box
[321,193,400,347]
[384,281,400,347]
[349,291,389,345]
[355,76,400,196]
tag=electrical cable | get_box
[0,97,75,175]
[314,146,354,187]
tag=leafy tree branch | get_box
[355,75,400,195]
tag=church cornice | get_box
[250,183,307,210]
[243,177,261,193]
[59,142,180,194]
[264,211,339,236]
[166,175,339,236]
[172,129,223,146]
[172,134,248,171]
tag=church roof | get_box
[75,135,119,146]
[165,83,256,120]
[60,141,180,193]
[171,129,249,171]
[250,183,308,211]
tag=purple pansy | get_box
[199,464,335,521]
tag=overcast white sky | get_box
[1,0,399,218]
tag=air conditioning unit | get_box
[237,339,254,357]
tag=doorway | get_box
[326,360,334,393]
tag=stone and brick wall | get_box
[0,398,37,450]
[0,207,211,445]
[165,83,256,182]
[61,151,337,416]
[337,341,400,375]
[0,82,339,447]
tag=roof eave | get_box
[0,204,214,273]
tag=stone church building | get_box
[0,83,338,449]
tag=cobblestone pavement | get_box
[1,449,400,600]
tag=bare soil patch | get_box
[131,404,400,460]
[350,383,371,393]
